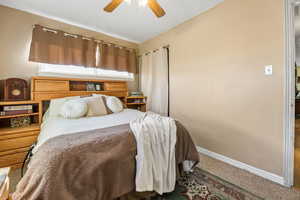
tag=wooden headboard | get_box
[31,76,129,101]
[31,76,129,123]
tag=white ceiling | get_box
[0,0,223,43]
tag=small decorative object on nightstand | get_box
[0,167,10,200]
[0,78,29,101]
[0,101,41,169]
[125,96,147,112]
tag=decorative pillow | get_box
[60,99,88,119]
[98,96,112,114]
[49,96,80,118]
[92,94,113,114]
[82,96,108,117]
[105,96,124,113]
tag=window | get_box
[38,63,134,80]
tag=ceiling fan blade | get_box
[104,0,124,12]
[148,0,166,18]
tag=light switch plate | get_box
[265,65,273,75]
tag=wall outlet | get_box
[265,65,273,75]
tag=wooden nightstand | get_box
[0,101,41,169]
[125,96,147,112]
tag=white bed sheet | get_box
[33,109,144,153]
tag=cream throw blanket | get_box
[130,112,177,195]
[0,168,10,200]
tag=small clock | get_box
[0,78,29,101]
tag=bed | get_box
[11,77,199,200]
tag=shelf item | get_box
[0,101,41,169]
[125,96,147,112]
[3,105,32,111]
[1,110,33,116]
[0,78,29,101]
[130,91,143,97]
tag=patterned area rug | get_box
[151,168,264,200]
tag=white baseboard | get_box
[196,146,285,186]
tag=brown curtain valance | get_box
[29,25,137,73]
[29,25,97,68]
[64,35,97,68]
[98,44,136,73]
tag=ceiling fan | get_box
[103,0,166,18]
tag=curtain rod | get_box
[138,45,170,57]
[33,24,137,51]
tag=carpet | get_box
[151,168,264,200]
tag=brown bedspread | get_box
[12,121,199,200]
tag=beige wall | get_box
[0,5,139,91]
[139,0,284,176]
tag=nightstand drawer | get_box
[0,152,27,168]
[0,130,39,140]
[0,135,37,152]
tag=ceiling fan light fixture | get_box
[139,0,148,7]
[103,0,165,18]
[124,0,132,4]
[124,0,148,7]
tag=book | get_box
[3,105,33,111]
[3,110,33,116]
[130,92,143,96]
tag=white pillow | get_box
[92,94,106,97]
[60,99,88,119]
[106,96,123,113]
[49,96,80,118]
[42,109,50,122]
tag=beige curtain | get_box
[29,25,97,67]
[99,43,137,73]
[141,48,169,116]
[29,25,137,73]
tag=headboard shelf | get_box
[31,76,129,101]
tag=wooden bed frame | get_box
[31,76,129,122]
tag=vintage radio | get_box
[0,78,29,101]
